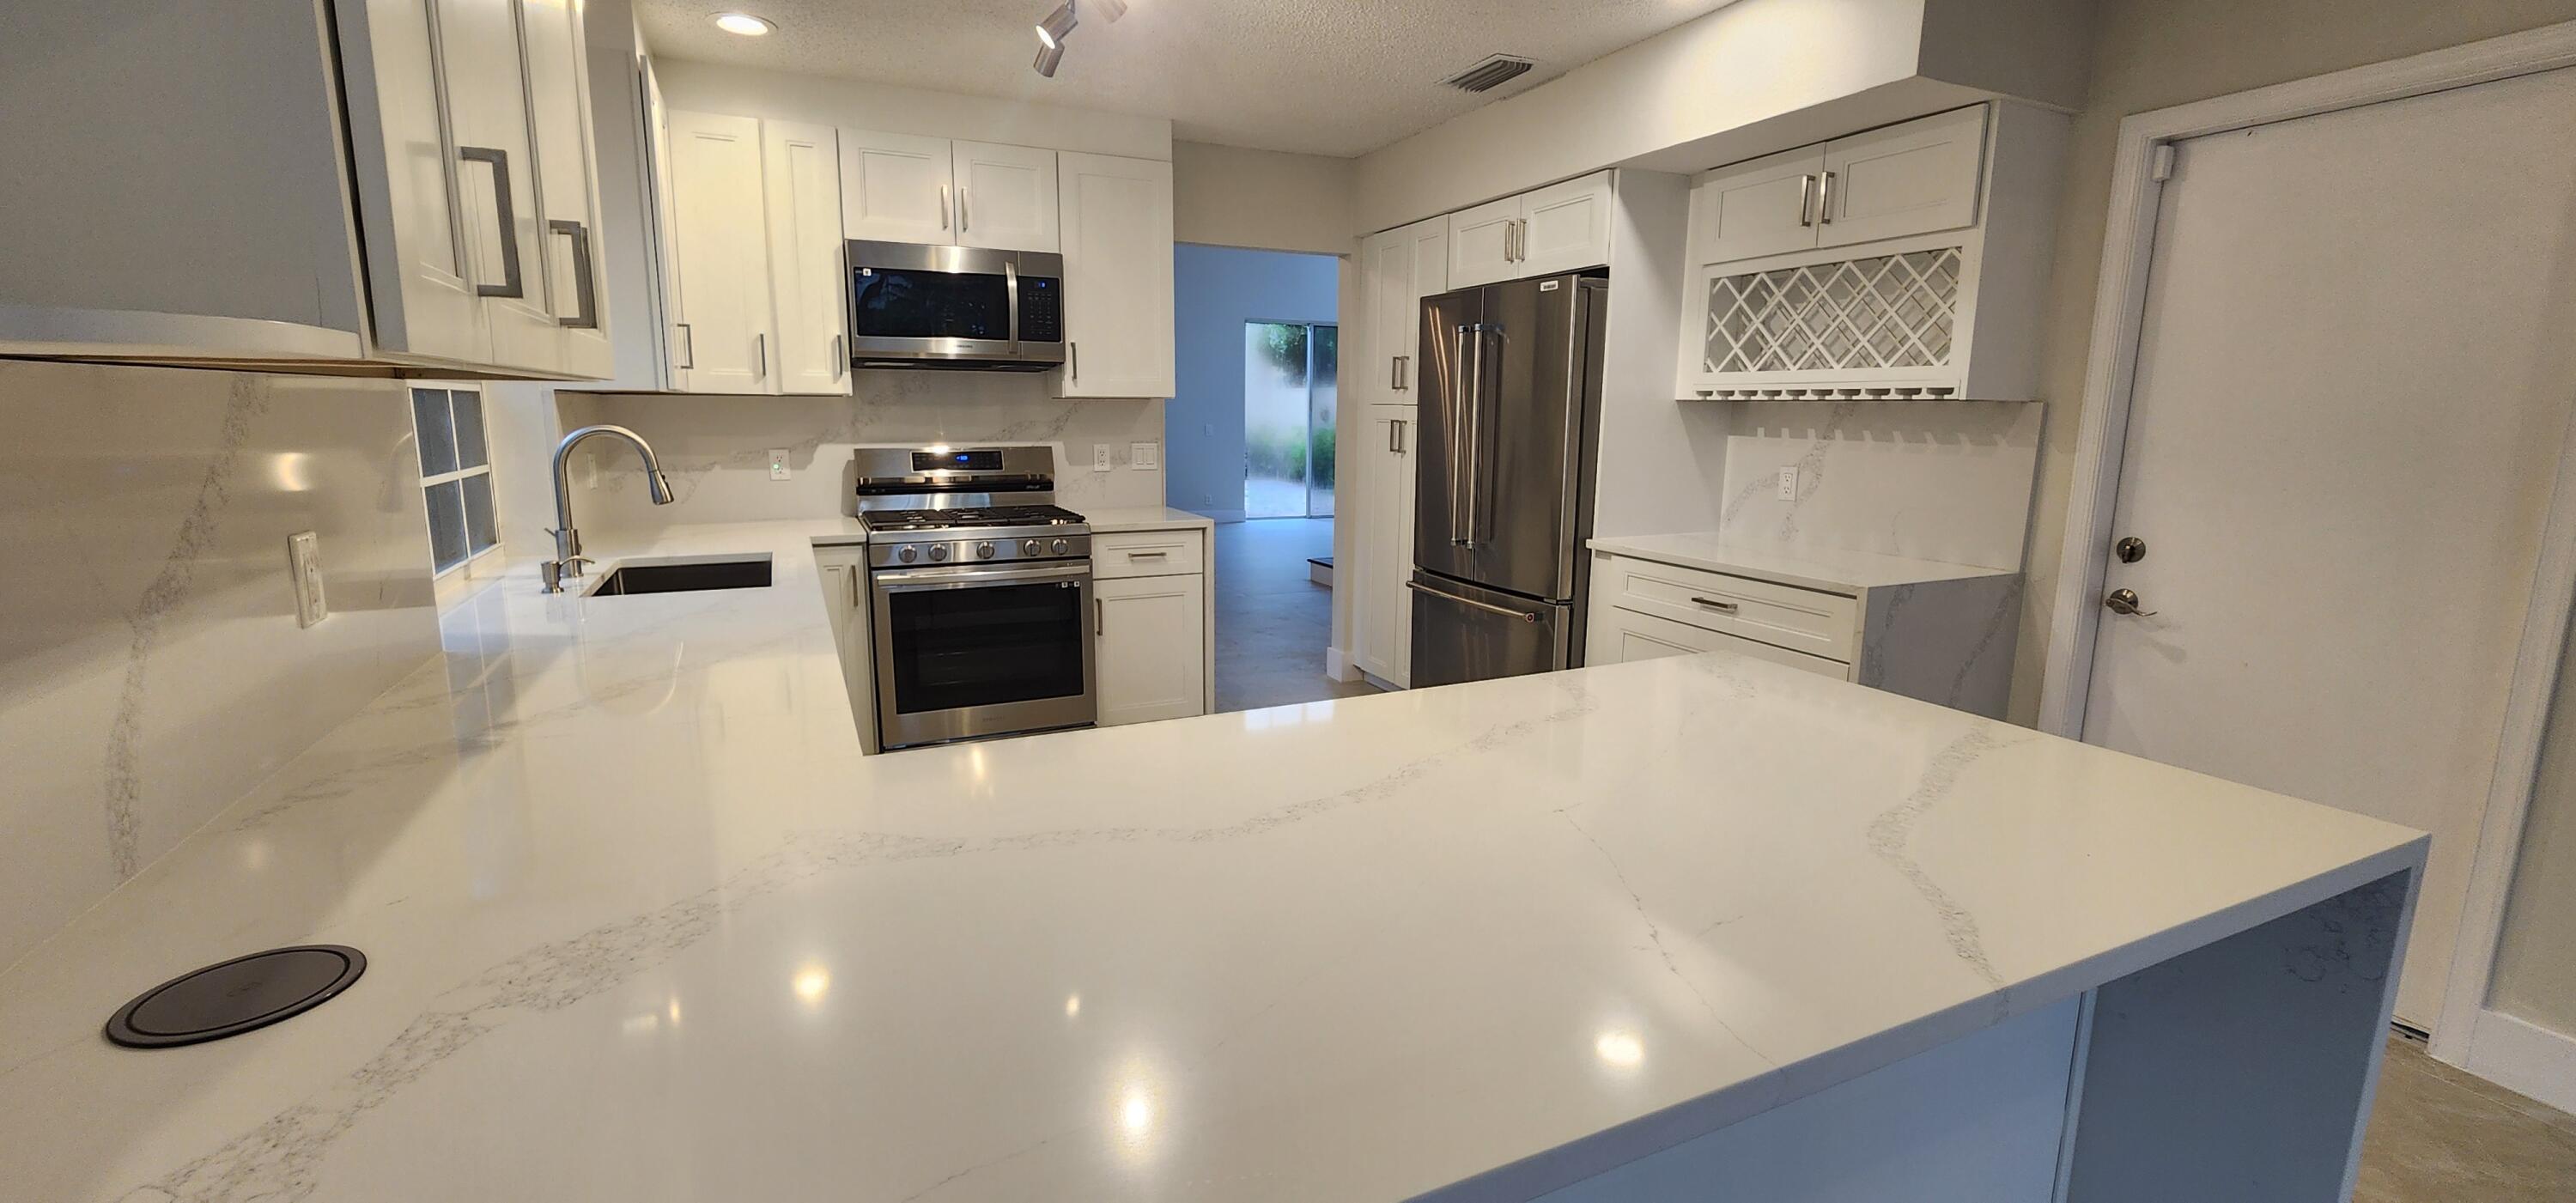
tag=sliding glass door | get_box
[1244,321,1338,519]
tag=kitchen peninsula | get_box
[0,525,2421,1202]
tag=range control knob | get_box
[1024,538,1043,556]
[975,541,996,560]
[928,544,951,562]
[896,545,919,563]
[1050,538,1069,555]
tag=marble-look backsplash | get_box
[1716,400,2043,571]
[0,361,440,969]
[557,372,1168,535]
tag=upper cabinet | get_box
[1358,217,1450,407]
[1054,152,1176,399]
[1447,171,1613,289]
[1676,103,2067,401]
[660,111,848,395]
[0,0,612,380]
[840,131,1060,252]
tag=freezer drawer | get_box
[1406,572,1573,688]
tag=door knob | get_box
[2104,587,2157,617]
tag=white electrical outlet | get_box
[1093,444,1114,472]
[287,531,327,628]
[768,448,791,481]
[1131,441,1159,471]
[1777,466,1800,501]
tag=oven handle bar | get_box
[872,562,1092,591]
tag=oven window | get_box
[884,580,1085,714]
[851,268,1012,341]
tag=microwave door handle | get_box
[1005,259,1020,354]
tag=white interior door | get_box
[2081,67,2576,1029]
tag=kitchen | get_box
[4,1,2576,1200]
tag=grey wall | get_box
[0,361,441,968]
[1168,244,1340,521]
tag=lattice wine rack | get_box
[1697,246,1965,398]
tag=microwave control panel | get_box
[1017,276,1062,343]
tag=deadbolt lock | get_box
[2114,536,2147,564]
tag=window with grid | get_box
[410,387,501,575]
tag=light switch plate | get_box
[1093,444,1113,472]
[1131,441,1159,471]
[287,531,326,628]
[768,448,791,481]
[1777,466,1800,501]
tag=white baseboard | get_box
[1197,508,1248,524]
[2458,1007,2576,1115]
[1323,646,1356,683]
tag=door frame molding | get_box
[2037,18,2576,1060]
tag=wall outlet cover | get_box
[768,448,791,481]
[1132,441,1159,471]
[1777,465,1800,501]
[287,531,327,628]
[1093,444,1114,472]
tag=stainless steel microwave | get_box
[844,240,1065,372]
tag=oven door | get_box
[870,560,1095,749]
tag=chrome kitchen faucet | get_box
[544,424,677,593]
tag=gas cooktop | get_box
[860,504,1087,532]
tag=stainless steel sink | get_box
[585,556,772,597]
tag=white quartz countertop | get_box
[0,521,2421,1202]
[1078,505,1218,532]
[1588,532,2015,592]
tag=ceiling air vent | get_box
[1443,54,1535,94]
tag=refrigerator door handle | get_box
[1450,323,1475,547]
[1453,322,1502,548]
[1406,580,1538,623]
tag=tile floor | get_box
[1206,520,2576,1199]
[1210,517,1381,714]
[2360,1035,2576,1200]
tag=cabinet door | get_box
[1818,106,1985,249]
[1692,144,1825,265]
[517,0,611,379]
[953,141,1059,252]
[338,0,488,364]
[1373,217,1447,401]
[762,120,849,395]
[435,0,556,373]
[1352,406,1418,685]
[1517,172,1613,277]
[1447,195,1522,289]
[1096,573,1206,726]
[643,60,686,387]
[1055,152,1176,398]
[666,111,775,392]
[839,129,954,245]
[1360,230,1406,407]
[816,559,878,749]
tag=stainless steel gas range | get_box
[854,447,1094,750]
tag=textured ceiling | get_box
[635,0,1740,156]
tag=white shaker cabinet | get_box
[840,130,963,245]
[1816,106,1988,249]
[762,121,851,395]
[1350,406,1419,687]
[1446,171,1613,289]
[1359,217,1449,406]
[664,112,775,393]
[1691,145,1830,265]
[953,142,1061,252]
[1055,153,1177,399]
[1091,526,1212,726]
[0,0,613,379]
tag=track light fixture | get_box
[1033,39,1066,78]
[1030,0,1125,78]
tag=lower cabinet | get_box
[1095,571,1207,726]
[815,551,879,753]
[1583,550,2020,718]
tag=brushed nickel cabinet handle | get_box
[458,146,525,299]
[547,219,598,328]
[754,332,767,380]
[1818,170,1838,225]
[1690,596,1741,613]
[959,186,970,231]
[939,184,950,230]
[673,322,695,370]
[1798,173,1818,228]
[1095,597,1103,635]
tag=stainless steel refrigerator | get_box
[1408,271,1607,687]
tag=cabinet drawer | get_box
[1594,553,1857,662]
[1601,607,1851,680]
[1093,529,1204,579]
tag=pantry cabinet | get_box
[1675,102,2066,401]
[1055,152,1177,399]
[1446,171,1613,289]
[0,0,615,379]
[1350,406,1420,687]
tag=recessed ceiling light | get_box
[713,12,775,36]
